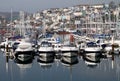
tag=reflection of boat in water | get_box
[83,53,101,67]
[39,52,55,57]
[62,52,78,57]
[38,53,54,62]
[37,54,54,69]
[61,56,78,81]
[17,54,34,62]
[61,55,79,66]
[85,52,101,57]
[16,63,32,69]
[14,54,34,69]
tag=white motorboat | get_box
[46,37,58,44]
[0,38,13,48]
[61,44,78,53]
[85,52,101,57]
[103,36,120,54]
[53,43,62,52]
[14,41,34,57]
[103,43,120,54]
[84,42,101,53]
[38,41,55,54]
[0,41,7,48]
[12,40,21,51]
[39,36,61,45]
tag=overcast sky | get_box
[0,0,119,13]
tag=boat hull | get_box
[84,47,101,53]
[61,46,78,53]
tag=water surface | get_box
[0,50,120,81]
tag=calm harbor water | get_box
[0,50,120,81]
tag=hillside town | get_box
[0,2,120,54]
[1,2,120,81]
[0,2,120,38]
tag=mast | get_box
[19,11,25,36]
[10,9,13,36]
[11,9,13,24]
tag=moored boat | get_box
[14,41,35,57]
[53,43,62,52]
[38,41,55,54]
[103,43,120,54]
[61,44,78,53]
[84,42,101,53]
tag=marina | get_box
[0,32,120,81]
[0,1,120,81]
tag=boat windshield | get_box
[41,42,52,47]
[87,42,97,47]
